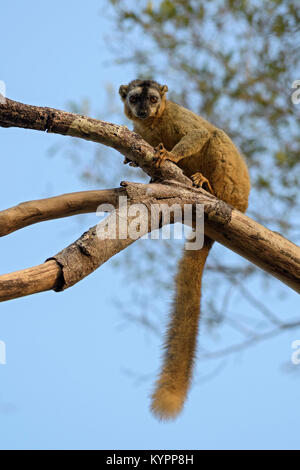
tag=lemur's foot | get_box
[191,172,215,195]
[123,157,138,167]
[154,143,178,168]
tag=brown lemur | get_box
[119,79,251,420]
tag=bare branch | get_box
[0,188,125,237]
[199,319,300,360]
[0,181,299,301]
[0,260,62,302]
[0,96,191,185]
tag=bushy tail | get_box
[151,236,213,420]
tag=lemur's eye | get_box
[150,96,158,103]
[129,96,137,103]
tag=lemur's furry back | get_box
[119,79,250,420]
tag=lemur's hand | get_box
[154,143,179,168]
[123,157,139,167]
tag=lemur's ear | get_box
[119,85,129,100]
[160,85,168,95]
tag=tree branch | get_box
[0,188,124,237]
[0,261,62,302]
[1,181,299,301]
[0,97,299,301]
[0,96,190,184]
[199,319,300,360]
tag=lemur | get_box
[119,79,251,420]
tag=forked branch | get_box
[0,97,299,302]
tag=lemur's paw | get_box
[123,157,138,167]
[191,172,215,195]
[154,143,177,168]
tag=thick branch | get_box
[0,182,299,301]
[0,186,156,301]
[0,96,190,184]
[0,188,124,237]
[0,260,62,302]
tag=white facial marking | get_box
[128,87,142,99]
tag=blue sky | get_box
[0,1,299,450]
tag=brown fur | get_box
[151,236,213,419]
[119,80,251,419]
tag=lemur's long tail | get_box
[151,236,213,420]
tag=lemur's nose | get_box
[139,111,148,118]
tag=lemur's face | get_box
[119,80,168,120]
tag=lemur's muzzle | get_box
[137,111,149,119]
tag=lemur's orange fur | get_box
[119,79,250,419]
